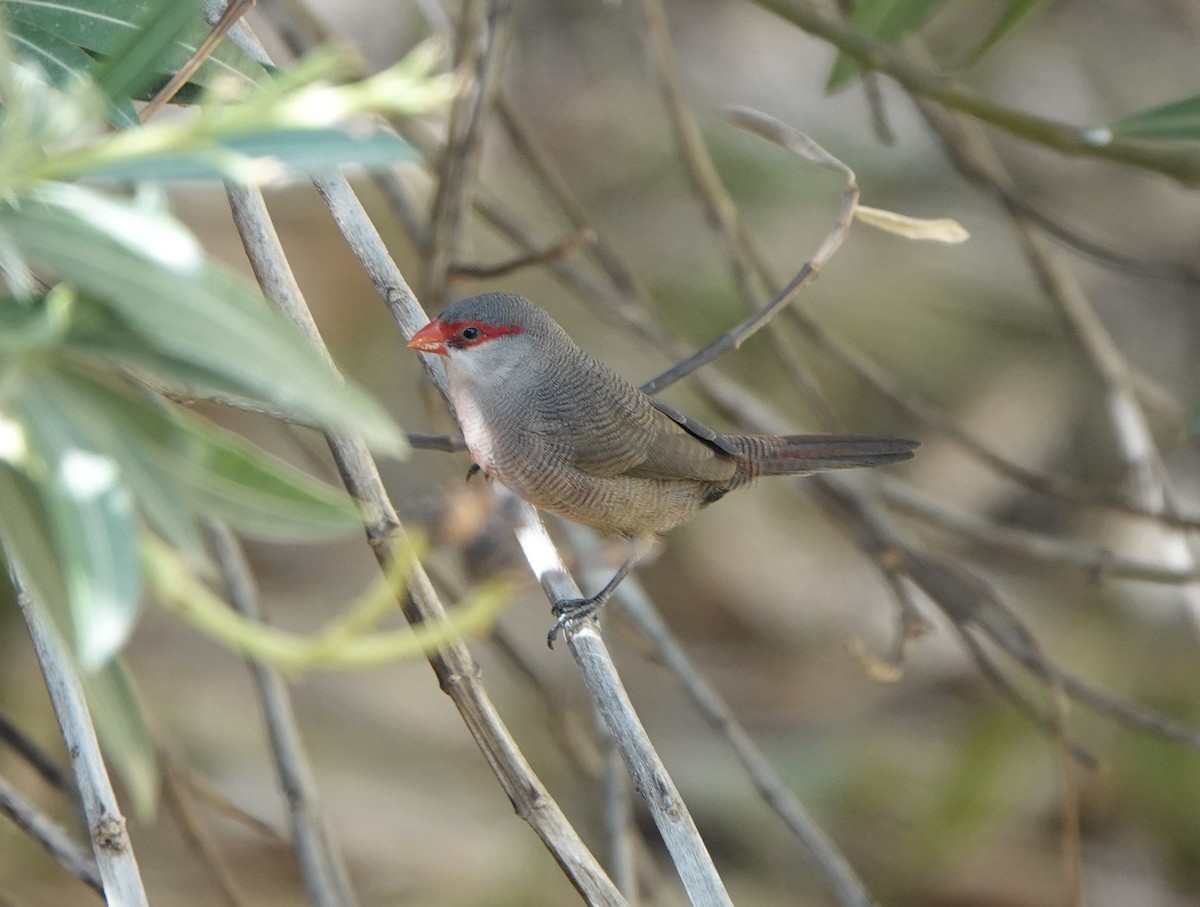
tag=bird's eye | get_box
[460,325,482,341]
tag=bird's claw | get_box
[546,596,603,648]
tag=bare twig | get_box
[161,754,250,907]
[203,516,356,907]
[910,95,1200,634]
[0,712,70,793]
[0,772,102,895]
[422,0,513,308]
[448,229,592,280]
[570,541,878,907]
[506,493,733,907]
[751,0,1200,186]
[14,579,148,907]
[641,109,860,395]
[882,478,1200,585]
[637,0,843,428]
[143,0,258,121]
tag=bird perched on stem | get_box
[409,293,917,645]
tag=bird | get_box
[408,292,917,644]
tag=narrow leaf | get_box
[963,0,1050,68]
[81,126,418,183]
[1111,94,1200,141]
[57,368,366,541]
[82,659,160,821]
[826,0,947,92]
[855,204,970,243]
[3,18,140,126]
[91,0,202,106]
[0,0,266,89]
[15,379,142,670]
[0,185,406,455]
[0,463,73,633]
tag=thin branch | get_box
[564,530,877,907]
[882,478,1200,585]
[448,228,593,280]
[161,754,249,907]
[506,493,733,907]
[641,109,860,395]
[627,586,878,907]
[751,0,1200,186]
[203,518,357,907]
[143,0,258,120]
[0,772,102,895]
[910,94,1200,633]
[812,475,1200,755]
[0,712,71,793]
[422,0,513,308]
[14,579,148,907]
[637,0,843,428]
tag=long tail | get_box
[730,434,918,479]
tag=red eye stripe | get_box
[442,320,523,348]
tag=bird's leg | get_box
[547,537,653,647]
[466,463,481,482]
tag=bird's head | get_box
[407,293,563,370]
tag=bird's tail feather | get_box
[731,434,918,479]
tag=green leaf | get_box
[0,184,407,456]
[1187,400,1200,440]
[82,659,160,822]
[4,17,140,127]
[0,464,73,632]
[56,367,366,542]
[962,0,1050,68]
[826,0,947,92]
[80,126,418,182]
[1111,94,1200,141]
[90,0,202,106]
[14,378,141,671]
[1,0,266,91]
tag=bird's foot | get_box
[546,594,606,648]
[465,463,481,482]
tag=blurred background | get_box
[4,0,1200,904]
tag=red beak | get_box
[407,319,450,355]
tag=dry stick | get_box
[161,754,249,907]
[203,516,357,907]
[448,228,593,280]
[422,0,512,308]
[813,473,1200,754]
[952,628,1097,770]
[239,176,625,906]
[142,0,258,120]
[0,712,71,792]
[507,494,733,907]
[832,0,895,147]
[750,0,1200,186]
[0,772,102,895]
[641,109,860,396]
[785,307,1200,532]
[570,548,879,907]
[881,478,1200,586]
[636,0,842,429]
[912,100,1200,631]
[170,761,286,843]
[13,582,148,907]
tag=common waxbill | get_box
[408,293,917,642]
